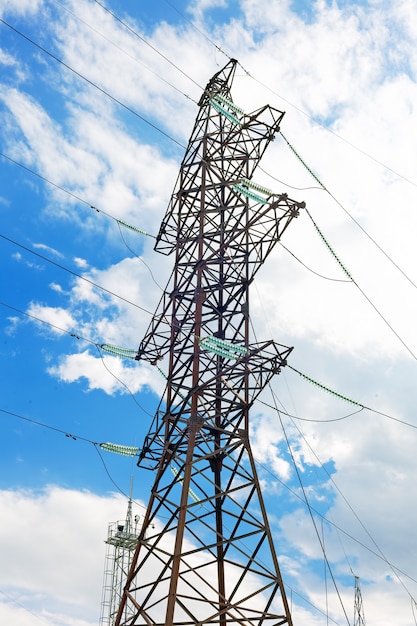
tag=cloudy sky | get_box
[1,0,417,624]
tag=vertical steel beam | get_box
[115,59,304,626]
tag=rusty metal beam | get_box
[115,58,304,626]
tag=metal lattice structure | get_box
[354,576,366,626]
[115,59,305,626]
[100,498,140,626]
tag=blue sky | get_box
[1,0,417,625]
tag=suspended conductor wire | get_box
[278,241,351,283]
[280,131,417,291]
[0,406,148,508]
[258,164,324,191]
[0,18,187,151]
[0,233,154,316]
[267,386,417,602]
[321,519,329,626]
[0,407,96,445]
[164,0,417,190]
[94,344,155,419]
[412,598,417,626]
[93,444,143,502]
[0,588,54,626]
[0,151,157,240]
[162,0,225,54]
[51,0,199,105]
[299,205,417,362]
[116,221,165,291]
[286,364,417,430]
[0,299,95,346]
[0,151,164,289]
[0,300,155,418]
[93,0,204,92]
[258,397,365,423]
[270,396,351,624]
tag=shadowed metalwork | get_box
[115,59,305,626]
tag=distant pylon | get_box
[100,484,140,626]
[115,59,305,626]
[354,576,366,626]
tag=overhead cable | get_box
[0,151,157,239]
[164,0,417,188]
[0,232,154,316]
[51,0,199,104]
[0,18,187,150]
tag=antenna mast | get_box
[100,479,140,626]
[115,59,305,626]
[354,576,366,626]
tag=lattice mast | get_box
[354,576,366,626]
[115,59,305,626]
[100,489,140,626]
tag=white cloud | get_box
[27,303,76,333]
[0,48,19,67]
[0,0,43,18]
[73,257,88,269]
[47,350,158,396]
[49,282,65,294]
[0,486,131,626]
[33,242,64,258]
[2,1,417,624]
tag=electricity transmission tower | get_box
[354,576,366,626]
[115,59,305,626]
[100,486,141,626]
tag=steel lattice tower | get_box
[100,492,140,626]
[354,577,366,626]
[115,59,305,626]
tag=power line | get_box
[255,429,417,589]
[0,407,96,444]
[0,150,157,238]
[51,0,199,104]
[0,17,187,150]
[93,0,204,92]
[0,589,54,626]
[3,296,415,433]
[2,10,416,305]
[0,407,148,507]
[164,0,417,189]
[279,241,351,283]
[286,365,417,430]
[0,232,154,316]
[270,392,351,625]
[280,131,417,291]
[0,299,156,418]
[303,206,417,362]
